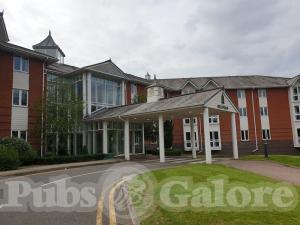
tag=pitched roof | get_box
[0,11,9,42]
[33,31,65,57]
[85,89,221,121]
[156,75,290,90]
[0,41,57,63]
[46,63,78,75]
[125,73,151,85]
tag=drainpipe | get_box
[40,58,48,157]
[251,88,259,152]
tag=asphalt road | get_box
[0,157,203,225]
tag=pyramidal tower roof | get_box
[0,11,9,42]
[33,30,65,57]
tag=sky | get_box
[1,0,300,78]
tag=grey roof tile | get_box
[33,31,65,57]
[46,63,78,75]
[85,89,220,120]
[0,12,9,42]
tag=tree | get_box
[35,75,83,156]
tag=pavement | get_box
[221,159,300,186]
[0,156,204,225]
[0,159,123,178]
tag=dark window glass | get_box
[186,132,191,140]
[20,131,27,140]
[14,56,21,71]
[22,58,29,72]
[21,90,27,106]
[12,131,18,138]
[13,89,19,105]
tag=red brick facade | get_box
[0,51,13,138]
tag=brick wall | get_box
[0,51,13,138]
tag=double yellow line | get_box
[96,179,125,225]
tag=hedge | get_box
[146,148,182,156]
[0,145,19,170]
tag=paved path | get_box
[221,160,300,186]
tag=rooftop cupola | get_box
[146,75,165,103]
[145,72,151,80]
[33,30,65,63]
[0,11,9,42]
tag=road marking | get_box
[109,180,125,225]
[96,194,104,225]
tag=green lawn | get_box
[241,155,300,168]
[129,164,300,225]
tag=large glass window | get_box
[14,56,29,73]
[91,76,122,111]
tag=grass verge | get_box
[129,164,300,225]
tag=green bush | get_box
[0,137,33,153]
[0,145,19,170]
[19,150,38,165]
[36,154,105,165]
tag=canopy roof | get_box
[85,88,238,122]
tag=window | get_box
[262,129,271,140]
[237,90,245,99]
[295,106,300,120]
[14,56,29,73]
[241,130,249,141]
[12,89,28,106]
[297,128,300,144]
[258,89,267,98]
[221,94,225,104]
[131,83,138,103]
[293,87,300,101]
[260,107,268,116]
[11,130,27,140]
[209,115,219,124]
[239,107,247,117]
[210,131,220,148]
[184,118,196,125]
[91,77,122,111]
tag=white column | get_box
[103,121,108,154]
[124,119,130,160]
[93,122,97,154]
[87,72,92,115]
[158,114,165,163]
[231,113,239,159]
[203,107,212,164]
[190,117,197,159]
[142,123,145,154]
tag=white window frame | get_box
[239,107,247,117]
[11,130,27,141]
[262,129,271,140]
[258,89,267,98]
[237,90,245,99]
[209,115,219,124]
[210,131,220,150]
[12,89,28,107]
[241,130,249,141]
[294,105,300,121]
[260,106,268,116]
[13,56,29,73]
[293,87,300,101]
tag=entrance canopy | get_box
[84,88,239,163]
[85,88,238,122]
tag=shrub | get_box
[0,137,33,153]
[0,145,19,170]
[19,150,38,165]
[146,148,182,156]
